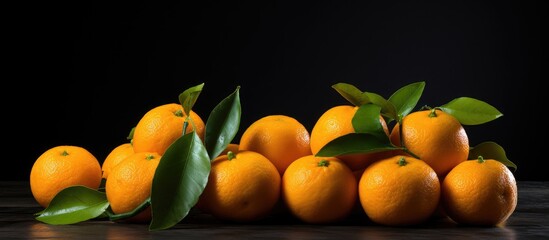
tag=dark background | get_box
[6,1,545,181]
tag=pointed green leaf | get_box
[352,104,389,141]
[363,91,398,123]
[205,86,241,160]
[439,97,503,125]
[332,83,370,106]
[149,132,211,231]
[35,186,109,225]
[468,141,517,171]
[388,81,425,117]
[178,83,204,116]
[315,133,400,157]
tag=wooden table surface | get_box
[1,181,548,239]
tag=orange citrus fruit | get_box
[390,108,469,177]
[441,156,518,226]
[199,150,281,222]
[281,155,357,224]
[310,105,393,171]
[132,103,205,155]
[195,143,240,213]
[101,142,134,179]
[239,115,311,175]
[195,143,240,214]
[30,145,102,208]
[105,152,161,223]
[358,155,440,226]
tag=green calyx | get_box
[318,159,330,167]
[477,155,485,163]
[398,157,408,166]
[174,109,184,117]
[428,108,438,118]
[227,151,236,160]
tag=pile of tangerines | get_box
[30,82,517,230]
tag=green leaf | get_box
[315,133,401,157]
[107,198,151,221]
[178,83,204,116]
[352,104,389,141]
[363,91,398,123]
[35,186,109,225]
[439,97,503,125]
[149,132,211,231]
[388,81,425,118]
[468,141,517,171]
[332,83,370,106]
[204,86,241,160]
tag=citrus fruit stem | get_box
[398,157,408,166]
[181,115,198,136]
[127,127,135,141]
[227,151,236,160]
[428,108,438,118]
[477,155,485,163]
[61,150,69,156]
[183,121,189,135]
[317,159,330,167]
[397,116,422,160]
[398,117,405,147]
[402,148,421,159]
[186,116,198,135]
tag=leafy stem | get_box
[398,115,404,148]
[183,121,188,135]
[184,115,197,136]
[397,115,421,159]
[402,147,420,159]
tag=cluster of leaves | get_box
[35,83,242,231]
[315,81,516,170]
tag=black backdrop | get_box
[7,1,545,181]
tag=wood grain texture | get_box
[1,181,548,239]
